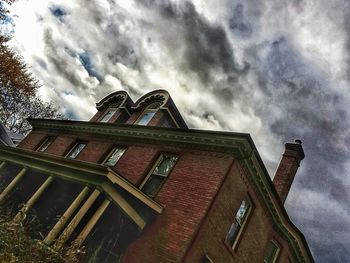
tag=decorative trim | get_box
[132,90,169,110]
[29,119,250,156]
[96,91,129,111]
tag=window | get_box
[99,109,117,122]
[135,102,160,125]
[264,240,280,263]
[36,136,55,152]
[141,154,178,197]
[103,147,126,166]
[135,110,156,125]
[66,142,86,159]
[225,198,252,249]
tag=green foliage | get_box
[0,209,82,263]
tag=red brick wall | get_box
[89,110,104,122]
[148,110,176,128]
[115,146,158,185]
[273,155,299,204]
[126,111,140,124]
[44,135,76,156]
[76,140,112,163]
[18,131,46,150]
[182,161,294,263]
[122,152,233,263]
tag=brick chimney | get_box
[273,140,305,204]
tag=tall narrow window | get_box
[135,110,156,125]
[264,240,280,263]
[99,109,117,123]
[135,102,160,125]
[225,198,252,249]
[141,154,178,197]
[36,136,55,152]
[103,147,126,167]
[66,142,86,159]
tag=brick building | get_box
[0,90,313,262]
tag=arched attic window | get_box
[134,102,161,125]
[98,102,120,123]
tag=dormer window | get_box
[98,109,117,123]
[135,102,160,125]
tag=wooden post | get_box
[54,189,100,249]
[44,186,90,245]
[13,176,54,222]
[0,160,6,169]
[75,199,110,246]
[0,167,27,202]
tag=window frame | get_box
[225,196,253,251]
[140,153,178,197]
[66,141,87,159]
[263,240,280,263]
[134,108,157,125]
[98,108,118,123]
[35,136,56,152]
[102,146,127,167]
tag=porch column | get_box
[0,167,27,202]
[75,199,110,246]
[0,160,6,169]
[54,189,100,249]
[13,176,54,222]
[43,186,90,245]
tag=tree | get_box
[0,0,64,135]
[0,1,14,22]
[0,86,65,134]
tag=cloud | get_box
[8,0,350,261]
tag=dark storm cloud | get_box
[139,1,250,104]
[242,22,350,262]
[9,0,350,262]
[229,3,253,38]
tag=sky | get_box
[5,0,350,261]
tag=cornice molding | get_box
[29,119,251,156]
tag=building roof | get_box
[28,118,314,262]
